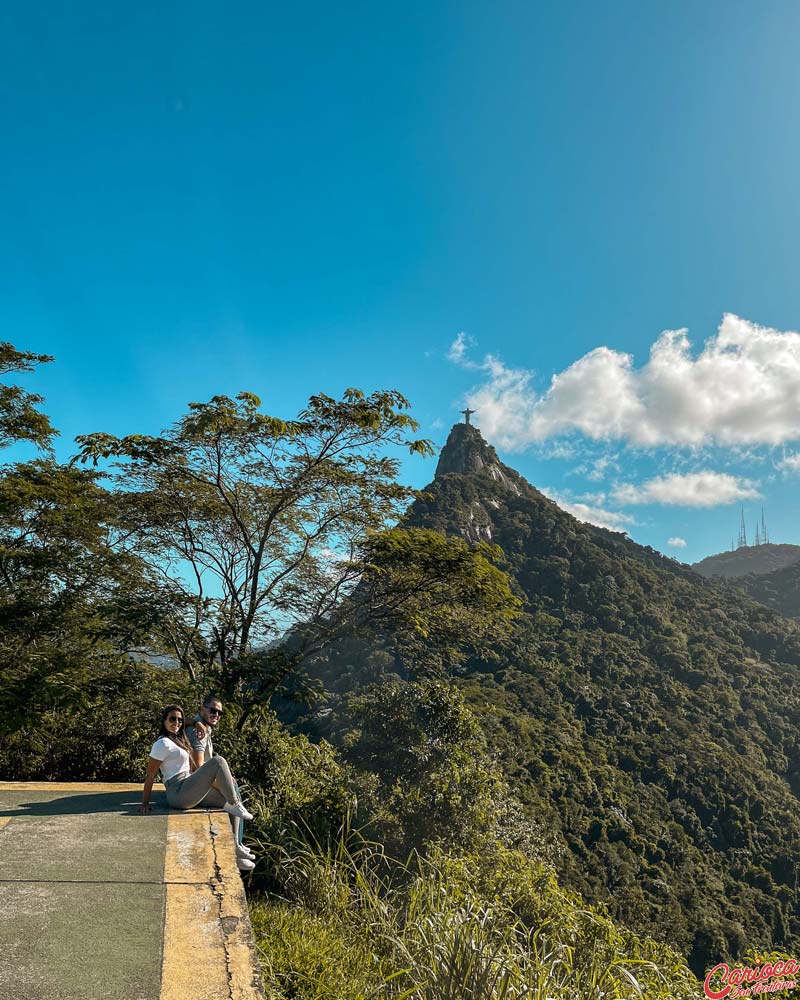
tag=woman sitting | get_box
[139,705,254,870]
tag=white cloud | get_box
[777,453,800,474]
[464,355,536,449]
[458,315,800,449]
[543,440,578,461]
[611,471,760,507]
[667,536,687,548]
[586,454,619,482]
[541,488,635,531]
[575,490,607,505]
[447,332,479,367]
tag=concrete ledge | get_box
[162,810,264,1000]
[0,781,264,1000]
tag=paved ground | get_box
[0,782,264,1000]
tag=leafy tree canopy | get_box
[0,342,56,451]
[0,459,174,730]
[76,391,519,706]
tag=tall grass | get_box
[248,817,700,1000]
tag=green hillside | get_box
[302,423,800,977]
[693,542,800,623]
[692,543,800,579]
[733,561,800,621]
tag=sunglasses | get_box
[167,715,183,723]
[205,708,223,717]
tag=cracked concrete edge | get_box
[209,815,266,1000]
[161,881,230,1000]
[161,810,264,1000]
[164,809,217,885]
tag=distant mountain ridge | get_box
[734,561,800,621]
[692,543,800,579]
[308,422,800,975]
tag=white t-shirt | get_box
[149,737,190,782]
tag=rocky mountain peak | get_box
[429,422,524,544]
[434,423,517,491]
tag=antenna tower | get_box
[762,508,769,545]
[737,509,747,548]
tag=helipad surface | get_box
[0,782,264,1000]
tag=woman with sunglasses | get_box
[138,704,253,822]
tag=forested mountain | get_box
[302,422,800,976]
[733,561,800,621]
[693,542,800,579]
[692,541,800,622]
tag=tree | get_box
[0,460,173,729]
[308,527,520,675]
[327,679,537,856]
[76,390,519,700]
[0,342,56,451]
[249,526,521,712]
[0,344,173,732]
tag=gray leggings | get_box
[165,755,237,809]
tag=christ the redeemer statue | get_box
[461,408,476,425]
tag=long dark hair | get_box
[158,704,192,755]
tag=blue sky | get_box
[3,2,800,562]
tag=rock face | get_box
[435,423,503,478]
[432,424,522,542]
[435,424,522,493]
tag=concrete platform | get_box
[0,782,265,1000]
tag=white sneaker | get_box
[235,843,255,860]
[224,801,254,821]
[236,857,255,872]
